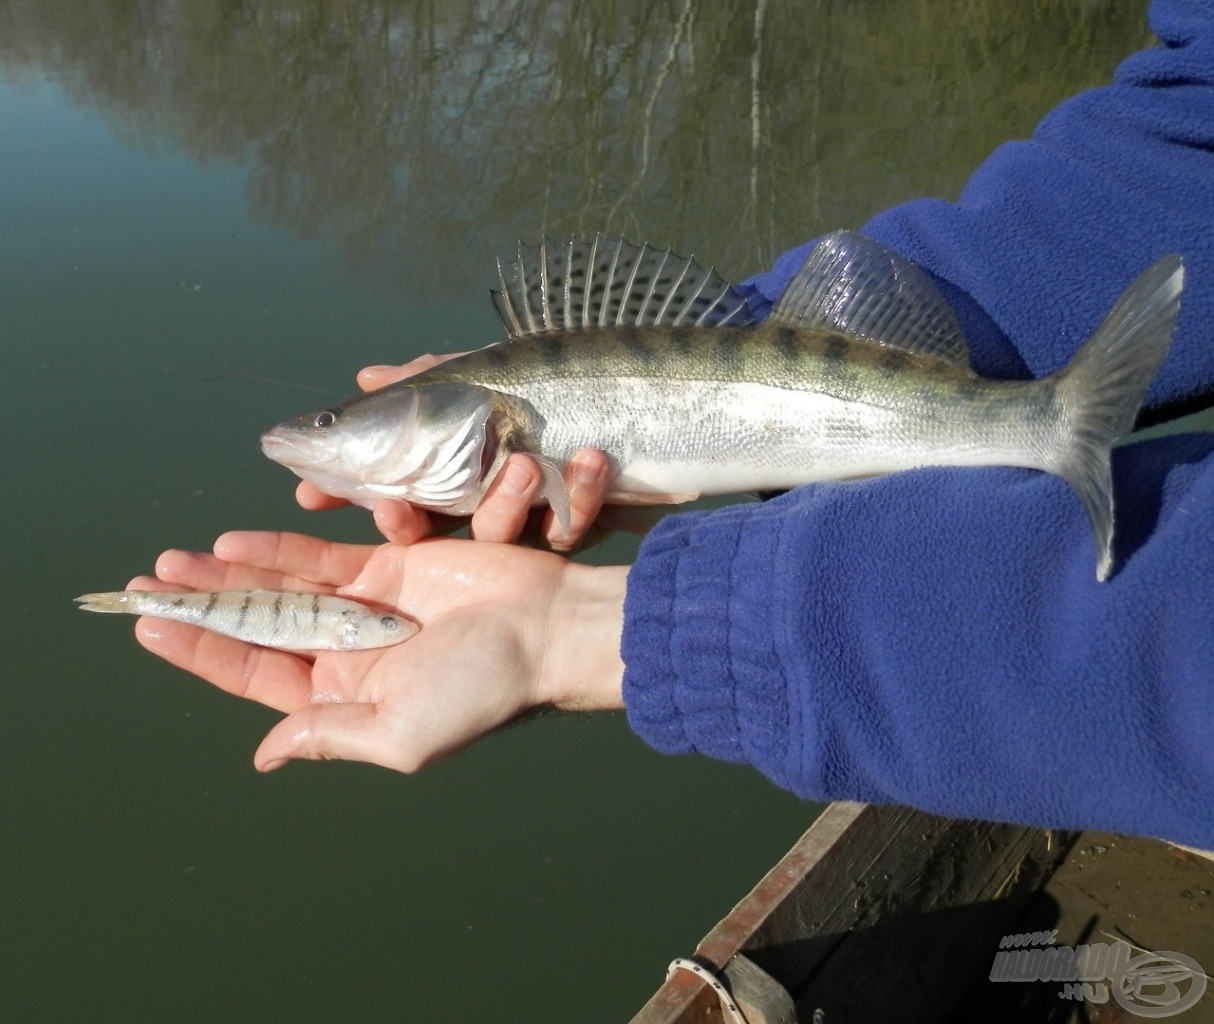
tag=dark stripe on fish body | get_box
[538,336,570,371]
[236,593,253,633]
[484,344,512,371]
[1024,379,1058,417]
[955,377,1056,420]
[311,593,321,632]
[714,330,741,372]
[204,592,219,619]
[876,346,912,376]
[619,328,655,366]
[821,333,849,366]
[775,327,800,365]
[669,326,694,358]
[947,378,992,404]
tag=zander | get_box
[261,231,1183,581]
[75,589,416,650]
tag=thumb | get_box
[255,702,422,774]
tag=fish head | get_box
[337,608,418,650]
[260,382,503,511]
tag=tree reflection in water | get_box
[0,0,1150,293]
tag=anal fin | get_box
[604,489,700,505]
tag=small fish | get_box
[75,589,416,651]
[261,231,1184,580]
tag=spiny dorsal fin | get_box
[490,235,755,338]
[769,230,972,369]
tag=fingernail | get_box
[260,758,287,772]
[499,460,535,497]
[372,498,399,524]
[574,457,605,487]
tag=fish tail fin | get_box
[74,592,135,613]
[1052,254,1184,581]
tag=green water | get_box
[0,3,1156,1021]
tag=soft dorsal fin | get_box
[769,230,972,369]
[490,235,756,338]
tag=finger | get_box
[135,617,312,713]
[255,701,423,773]
[148,550,309,592]
[296,480,349,510]
[213,531,374,587]
[372,499,434,545]
[125,574,177,592]
[356,351,468,391]
[548,449,610,551]
[469,455,540,543]
[357,364,411,390]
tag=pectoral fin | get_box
[533,453,571,539]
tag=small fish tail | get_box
[74,592,137,613]
[1053,254,1184,580]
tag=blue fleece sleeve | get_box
[624,438,1214,847]
[621,0,1214,847]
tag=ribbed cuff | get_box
[621,500,803,789]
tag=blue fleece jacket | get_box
[621,0,1214,848]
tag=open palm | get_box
[132,531,624,772]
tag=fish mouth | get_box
[260,428,319,467]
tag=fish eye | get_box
[314,409,339,428]
[380,616,399,630]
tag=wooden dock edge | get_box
[629,801,1076,1024]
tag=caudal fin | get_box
[75,592,135,613]
[1054,254,1184,581]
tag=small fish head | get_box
[261,382,501,511]
[338,609,416,650]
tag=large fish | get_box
[76,589,416,650]
[261,231,1183,581]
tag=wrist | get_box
[539,563,628,712]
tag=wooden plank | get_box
[629,802,1074,1024]
[722,954,796,1024]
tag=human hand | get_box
[131,531,627,772]
[294,353,612,550]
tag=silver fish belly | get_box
[75,589,416,651]
[261,231,1183,580]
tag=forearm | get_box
[622,435,1214,846]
